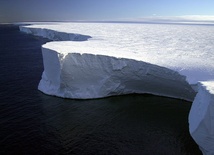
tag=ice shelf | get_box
[20,23,214,155]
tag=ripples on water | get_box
[0,24,202,155]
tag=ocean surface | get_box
[0,24,202,155]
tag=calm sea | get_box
[0,24,202,155]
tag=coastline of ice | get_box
[19,22,214,154]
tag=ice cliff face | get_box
[189,81,214,155]
[39,41,195,100]
[19,26,91,41]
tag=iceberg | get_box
[39,41,195,100]
[189,81,214,155]
[20,22,214,154]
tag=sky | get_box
[1,0,214,23]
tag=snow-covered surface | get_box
[189,81,214,155]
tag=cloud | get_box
[117,15,214,24]
[177,15,214,21]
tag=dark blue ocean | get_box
[0,24,202,155]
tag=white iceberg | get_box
[189,81,214,155]
[39,41,195,100]
[20,22,214,154]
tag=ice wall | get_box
[20,26,91,41]
[189,81,214,155]
[39,41,195,101]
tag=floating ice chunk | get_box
[189,81,214,155]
